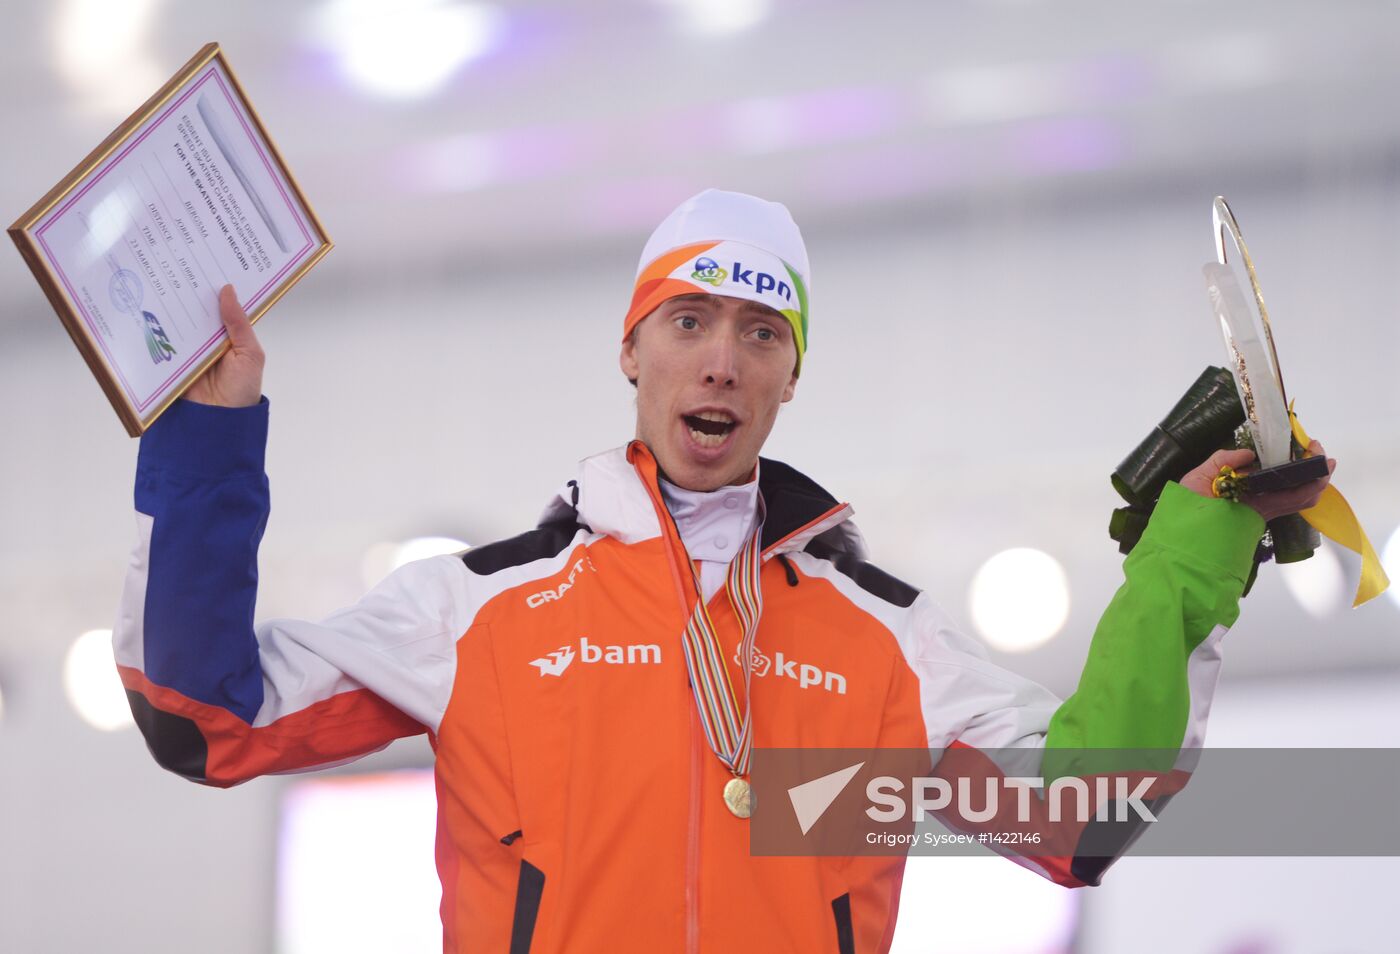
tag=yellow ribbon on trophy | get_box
[1288,403,1389,607]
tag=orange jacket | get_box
[433,442,943,953]
[116,399,1264,952]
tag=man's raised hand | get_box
[183,284,265,408]
[1180,441,1336,522]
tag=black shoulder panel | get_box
[758,457,840,551]
[126,689,209,781]
[804,535,920,609]
[461,512,586,577]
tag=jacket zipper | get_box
[628,444,849,954]
[629,447,707,954]
[686,696,702,954]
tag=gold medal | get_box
[723,777,752,818]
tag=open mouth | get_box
[682,411,737,448]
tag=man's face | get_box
[620,293,798,491]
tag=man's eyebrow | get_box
[668,293,721,307]
[738,300,784,319]
[666,293,783,319]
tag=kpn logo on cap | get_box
[623,189,811,373]
[691,257,728,286]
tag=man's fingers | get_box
[1209,448,1257,473]
[218,285,262,354]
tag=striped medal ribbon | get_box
[678,522,764,819]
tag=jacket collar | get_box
[537,443,866,561]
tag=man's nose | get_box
[701,332,738,386]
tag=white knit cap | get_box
[623,189,811,371]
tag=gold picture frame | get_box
[8,42,332,436]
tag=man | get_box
[114,190,1333,953]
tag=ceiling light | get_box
[315,0,504,99]
[658,0,772,37]
[361,536,471,588]
[1278,540,1344,619]
[53,0,164,117]
[391,536,471,568]
[968,548,1070,653]
[891,857,1077,953]
[278,771,439,953]
[1383,526,1400,611]
[64,629,134,732]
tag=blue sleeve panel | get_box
[134,397,271,725]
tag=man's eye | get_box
[754,327,775,341]
[676,315,699,330]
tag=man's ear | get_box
[619,329,640,383]
[781,372,797,404]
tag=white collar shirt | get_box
[659,470,762,602]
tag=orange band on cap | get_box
[622,241,721,339]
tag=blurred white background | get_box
[1,1,1397,951]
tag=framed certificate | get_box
[8,42,331,435]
